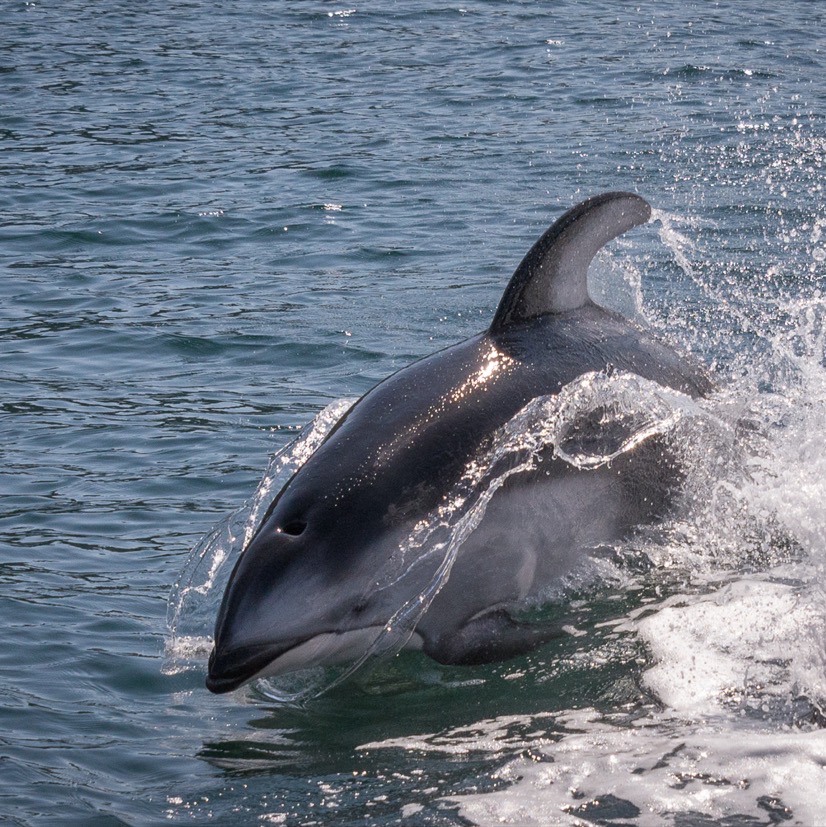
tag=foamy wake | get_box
[451,709,826,827]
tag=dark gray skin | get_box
[206,192,711,694]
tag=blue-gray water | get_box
[3,2,826,825]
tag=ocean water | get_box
[2,1,825,824]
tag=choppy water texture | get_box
[3,1,826,824]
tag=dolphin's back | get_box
[295,190,704,529]
[298,301,708,526]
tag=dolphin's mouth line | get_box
[204,671,251,694]
[206,626,424,694]
[205,640,296,694]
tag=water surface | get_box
[2,1,825,824]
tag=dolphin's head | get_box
[204,470,430,694]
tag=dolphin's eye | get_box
[280,520,307,537]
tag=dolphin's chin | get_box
[204,669,250,694]
[205,627,425,694]
[205,640,286,694]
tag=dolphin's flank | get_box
[206,192,710,694]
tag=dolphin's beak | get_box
[205,640,291,694]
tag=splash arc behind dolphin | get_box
[205,192,711,694]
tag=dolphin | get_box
[205,192,710,694]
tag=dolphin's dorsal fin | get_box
[489,192,651,333]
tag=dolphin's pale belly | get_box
[250,627,427,682]
[416,459,649,646]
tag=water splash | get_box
[447,294,826,825]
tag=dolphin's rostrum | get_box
[206,192,710,694]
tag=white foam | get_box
[637,577,824,715]
[449,355,826,825]
[452,710,826,827]
[359,712,558,756]
[160,635,214,676]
